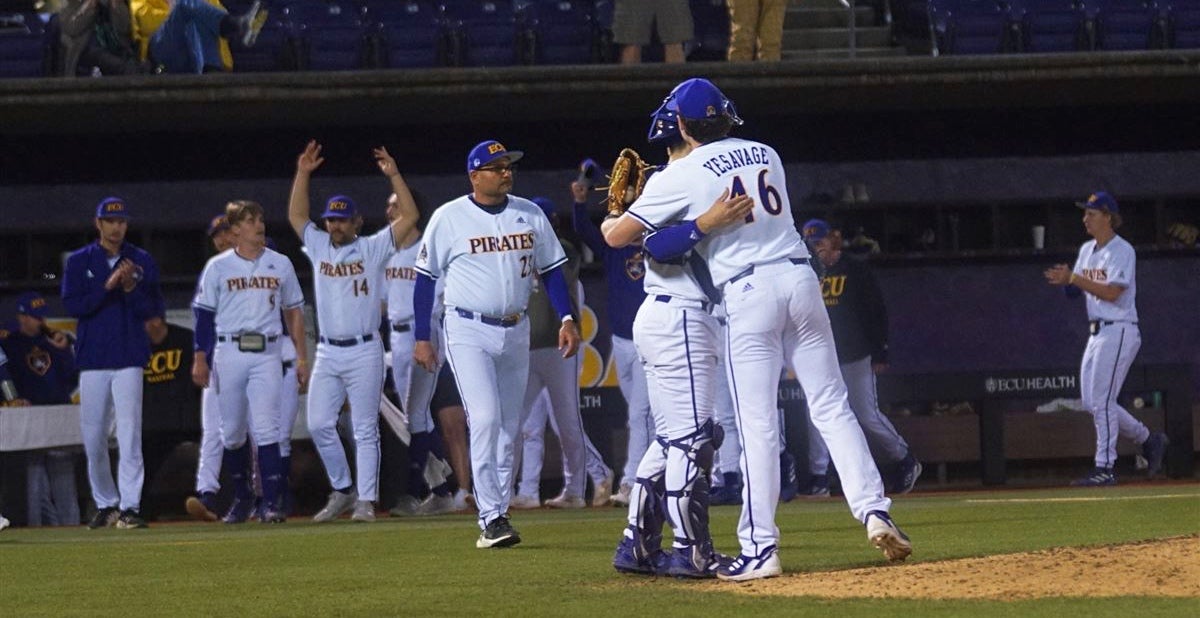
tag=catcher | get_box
[601,106,753,577]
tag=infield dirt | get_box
[706,535,1200,599]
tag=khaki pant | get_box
[728,0,789,61]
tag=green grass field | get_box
[2,483,1197,617]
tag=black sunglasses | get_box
[476,163,518,174]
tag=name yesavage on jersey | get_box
[415,196,566,317]
[639,138,809,286]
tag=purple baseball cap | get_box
[321,195,358,219]
[467,140,523,173]
[95,197,130,219]
[531,197,556,219]
[15,291,49,319]
[802,219,832,241]
[1076,191,1119,213]
[206,214,229,237]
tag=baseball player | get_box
[186,214,235,521]
[62,197,163,530]
[413,139,581,548]
[192,200,308,524]
[800,219,922,495]
[289,141,419,523]
[570,174,652,508]
[383,195,460,517]
[605,104,753,577]
[603,78,913,580]
[1043,192,1168,485]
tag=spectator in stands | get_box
[613,0,693,64]
[129,0,267,74]
[60,0,150,76]
[0,292,82,526]
[727,0,787,61]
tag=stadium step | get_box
[780,0,905,58]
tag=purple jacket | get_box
[61,241,162,370]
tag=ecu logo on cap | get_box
[29,297,46,310]
[705,105,716,117]
[105,202,125,213]
[1087,194,1100,204]
[328,201,349,211]
[488,143,506,155]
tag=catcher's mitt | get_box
[605,148,654,217]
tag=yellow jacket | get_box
[130,0,234,70]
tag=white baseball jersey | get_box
[303,222,395,338]
[1072,235,1138,322]
[385,239,422,323]
[629,138,808,286]
[627,174,715,302]
[415,195,566,316]
[194,248,304,334]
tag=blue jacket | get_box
[572,202,646,340]
[61,241,162,370]
[0,328,79,405]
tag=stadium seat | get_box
[365,0,448,67]
[286,0,371,71]
[523,0,597,65]
[929,0,1011,55]
[1168,0,1200,47]
[441,0,527,67]
[689,0,730,61]
[0,12,46,78]
[228,16,300,72]
[1089,0,1166,50]
[1008,0,1089,52]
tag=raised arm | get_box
[570,180,608,256]
[374,146,419,247]
[288,140,324,238]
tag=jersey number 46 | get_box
[729,169,783,223]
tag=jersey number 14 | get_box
[353,279,370,296]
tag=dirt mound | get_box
[708,535,1199,599]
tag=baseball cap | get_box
[206,214,229,237]
[15,291,48,319]
[664,78,743,124]
[95,197,130,219]
[467,140,523,173]
[1076,191,1119,213]
[802,219,832,241]
[531,197,556,220]
[321,195,357,219]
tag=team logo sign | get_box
[26,346,51,377]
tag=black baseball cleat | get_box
[476,515,521,549]
[116,509,148,529]
[87,506,119,529]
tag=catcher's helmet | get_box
[662,77,743,126]
[647,104,682,145]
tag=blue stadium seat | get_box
[1009,0,1088,52]
[442,0,526,67]
[286,0,371,71]
[1168,0,1200,47]
[689,0,729,61]
[1089,0,1166,50]
[365,0,448,67]
[0,12,46,78]
[929,0,1011,54]
[523,0,596,65]
[228,15,299,72]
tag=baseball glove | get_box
[605,148,654,217]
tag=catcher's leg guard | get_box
[629,471,666,558]
[663,422,718,560]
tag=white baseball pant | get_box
[1081,322,1147,468]
[307,338,385,502]
[213,339,283,450]
[443,311,530,529]
[612,334,653,489]
[79,367,144,512]
[724,260,890,558]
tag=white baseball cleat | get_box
[389,495,421,517]
[351,501,376,523]
[865,510,912,562]
[717,545,782,582]
[591,472,614,507]
[609,482,633,507]
[543,492,586,509]
[0,514,9,531]
[414,494,455,516]
[313,490,358,522]
[509,494,542,510]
